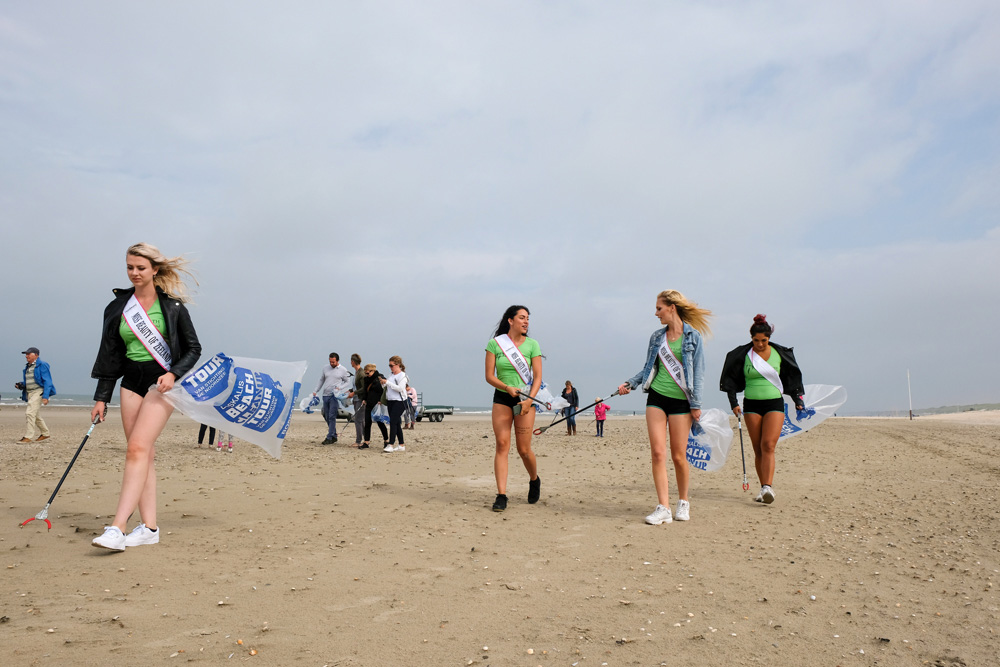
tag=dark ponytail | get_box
[749,314,773,337]
[494,305,530,337]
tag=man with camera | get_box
[16,347,56,443]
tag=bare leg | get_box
[666,413,693,501]
[111,389,173,531]
[645,407,671,506]
[492,404,514,494]
[513,407,538,481]
[756,412,784,486]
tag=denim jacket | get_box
[624,322,706,409]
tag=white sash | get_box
[656,334,689,401]
[748,349,782,394]
[123,294,172,371]
[495,334,533,385]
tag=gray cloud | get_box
[2,1,998,414]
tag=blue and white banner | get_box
[165,353,307,459]
[778,384,847,440]
[685,408,734,472]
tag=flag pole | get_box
[907,369,913,420]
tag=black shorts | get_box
[492,389,521,410]
[646,390,691,415]
[121,360,169,398]
[743,397,785,415]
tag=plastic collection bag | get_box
[685,408,734,472]
[778,384,847,440]
[299,394,321,414]
[164,352,307,459]
[520,380,570,412]
[370,403,390,424]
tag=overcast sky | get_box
[2,1,998,415]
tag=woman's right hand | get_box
[732,405,742,417]
[504,385,519,398]
[91,401,106,423]
[617,383,631,396]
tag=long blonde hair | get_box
[127,242,196,302]
[658,289,712,336]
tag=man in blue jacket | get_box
[15,347,56,443]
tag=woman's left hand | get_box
[518,398,534,414]
[157,373,176,393]
[379,378,387,386]
[690,408,702,422]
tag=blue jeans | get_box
[322,395,339,439]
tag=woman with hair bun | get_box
[90,243,201,551]
[484,305,542,513]
[719,314,805,504]
[618,290,711,526]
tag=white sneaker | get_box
[383,445,394,453]
[675,499,690,521]
[754,487,764,502]
[761,485,775,504]
[393,445,405,452]
[93,526,126,551]
[124,523,160,547]
[644,504,672,525]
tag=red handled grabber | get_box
[20,414,103,530]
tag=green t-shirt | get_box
[486,336,541,387]
[650,336,687,399]
[743,348,783,400]
[120,298,169,362]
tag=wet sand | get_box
[1,407,997,666]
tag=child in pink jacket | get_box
[594,399,609,437]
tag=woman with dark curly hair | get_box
[719,314,806,505]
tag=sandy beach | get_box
[1,407,997,666]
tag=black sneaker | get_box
[321,438,334,445]
[492,494,508,512]
[528,476,541,504]
[358,443,369,449]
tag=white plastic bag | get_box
[370,403,390,424]
[778,384,847,440]
[519,380,570,412]
[299,394,321,414]
[686,408,734,472]
[165,352,307,459]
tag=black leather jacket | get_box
[719,341,804,410]
[91,286,201,403]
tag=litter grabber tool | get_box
[534,390,620,435]
[20,413,103,530]
[515,390,552,411]
[737,413,749,491]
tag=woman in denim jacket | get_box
[618,290,712,526]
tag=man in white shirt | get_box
[313,353,351,444]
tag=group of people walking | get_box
[485,291,806,524]
[312,352,417,453]
[76,241,804,554]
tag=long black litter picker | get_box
[20,414,103,530]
